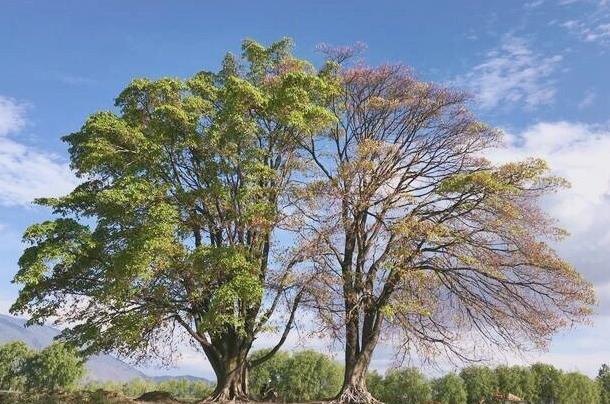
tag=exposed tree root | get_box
[331,385,383,404]
[200,389,249,403]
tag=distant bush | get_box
[368,363,605,404]
[22,342,85,391]
[83,377,212,399]
[433,372,467,404]
[248,349,342,401]
[0,341,32,391]
[0,341,84,392]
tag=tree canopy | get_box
[296,51,595,402]
[10,37,337,400]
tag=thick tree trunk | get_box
[204,353,249,402]
[334,306,384,404]
[333,352,381,404]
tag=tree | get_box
[248,349,290,399]
[530,363,563,404]
[460,366,497,404]
[495,365,535,401]
[22,342,85,391]
[598,364,610,404]
[375,367,431,404]
[282,350,343,401]
[249,349,343,401]
[298,51,595,402]
[561,372,599,404]
[10,38,336,401]
[432,373,467,404]
[0,341,32,390]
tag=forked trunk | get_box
[333,306,384,404]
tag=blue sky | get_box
[0,0,609,379]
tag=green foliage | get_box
[22,342,85,391]
[0,341,32,390]
[433,372,467,404]
[247,349,290,398]
[495,365,536,401]
[374,367,432,404]
[0,341,84,392]
[530,363,564,404]
[10,38,337,366]
[460,366,498,404]
[562,371,600,404]
[367,370,385,400]
[282,350,343,401]
[598,364,610,404]
[248,349,342,401]
[83,378,213,399]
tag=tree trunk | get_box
[333,353,381,404]
[333,308,383,404]
[205,354,249,402]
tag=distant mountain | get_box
[0,314,147,382]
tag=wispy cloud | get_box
[560,0,610,45]
[578,89,597,109]
[0,96,26,136]
[57,74,97,86]
[524,0,545,9]
[0,95,77,207]
[457,36,562,110]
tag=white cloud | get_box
[0,97,26,136]
[0,95,77,207]
[457,36,562,109]
[489,121,610,308]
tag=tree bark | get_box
[334,349,381,404]
[205,353,249,402]
[333,308,384,404]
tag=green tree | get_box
[598,364,610,404]
[248,349,289,398]
[0,341,32,390]
[561,372,599,404]
[460,366,497,404]
[376,368,431,404]
[433,373,467,404]
[10,38,336,401]
[249,349,342,401]
[530,363,564,404]
[23,342,85,391]
[282,350,342,401]
[495,365,535,401]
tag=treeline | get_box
[4,339,610,404]
[249,349,610,404]
[367,364,607,404]
[242,349,610,404]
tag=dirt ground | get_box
[0,389,184,404]
[0,389,312,404]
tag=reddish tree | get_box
[296,61,595,403]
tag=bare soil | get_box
[0,389,320,404]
